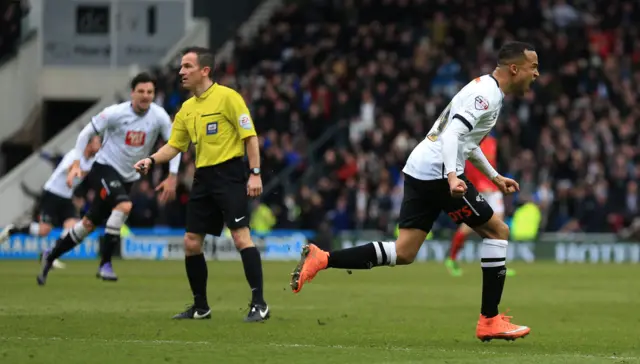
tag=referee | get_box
[134,46,269,322]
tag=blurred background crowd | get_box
[32,0,640,239]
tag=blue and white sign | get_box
[0,228,315,261]
[120,229,314,261]
[0,230,100,259]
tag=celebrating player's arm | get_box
[434,96,495,197]
[467,146,519,195]
[437,116,470,198]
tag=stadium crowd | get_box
[35,0,640,238]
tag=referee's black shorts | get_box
[186,157,250,236]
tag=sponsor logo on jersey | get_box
[125,131,146,146]
[206,122,218,135]
[448,206,474,223]
[239,114,252,130]
[464,110,478,121]
[474,96,489,110]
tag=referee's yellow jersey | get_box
[168,83,257,168]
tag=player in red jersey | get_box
[444,134,514,277]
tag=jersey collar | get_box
[488,74,505,100]
[489,74,499,88]
[197,82,218,99]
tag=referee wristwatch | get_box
[250,167,261,175]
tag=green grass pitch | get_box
[0,260,639,363]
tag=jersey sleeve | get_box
[438,120,470,176]
[456,92,496,131]
[224,90,257,140]
[167,107,191,153]
[74,105,118,161]
[90,105,118,134]
[467,146,499,180]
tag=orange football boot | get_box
[290,244,329,293]
[476,312,530,342]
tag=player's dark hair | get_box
[182,46,216,79]
[130,72,156,90]
[497,41,535,65]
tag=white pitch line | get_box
[0,336,637,361]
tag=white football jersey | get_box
[90,102,174,182]
[403,74,504,180]
[43,150,95,199]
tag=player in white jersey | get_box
[289,42,539,342]
[0,136,102,268]
[37,72,181,285]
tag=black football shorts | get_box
[186,157,250,236]
[84,162,133,225]
[398,173,494,233]
[39,190,79,227]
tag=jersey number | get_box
[125,131,146,147]
[426,103,452,142]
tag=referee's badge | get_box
[206,122,218,135]
[239,114,252,130]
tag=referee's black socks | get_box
[185,253,209,309]
[240,246,265,306]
